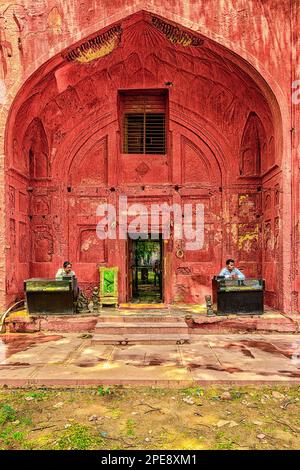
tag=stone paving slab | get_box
[112,344,182,367]
[0,365,40,385]
[69,344,114,367]
[0,333,299,386]
[27,362,192,386]
[1,337,84,365]
[187,335,300,384]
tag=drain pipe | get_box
[0,300,25,333]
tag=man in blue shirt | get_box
[218,259,245,280]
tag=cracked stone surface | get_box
[0,332,299,386]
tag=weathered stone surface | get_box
[0,332,300,386]
[0,1,298,315]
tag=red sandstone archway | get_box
[4,11,283,308]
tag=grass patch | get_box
[0,424,27,448]
[0,385,299,450]
[54,424,100,450]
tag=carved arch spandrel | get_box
[172,121,223,185]
[51,112,115,180]
[181,136,219,185]
[68,135,108,187]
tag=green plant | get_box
[11,431,25,443]
[214,439,235,450]
[214,431,235,450]
[97,386,111,396]
[126,419,135,437]
[182,387,204,397]
[0,404,16,425]
[25,391,48,401]
[0,424,14,446]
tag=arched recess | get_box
[239,112,267,177]
[23,118,49,179]
[4,10,284,307]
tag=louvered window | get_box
[120,91,167,155]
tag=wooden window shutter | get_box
[122,92,166,154]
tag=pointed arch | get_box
[239,112,267,177]
[22,118,49,179]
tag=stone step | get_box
[118,303,166,309]
[96,315,186,323]
[94,322,188,335]
[92,334,191,345]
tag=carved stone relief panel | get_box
[263,220,273,261]
[264,191,272,216]
[238,193,258,220]
[274,216,280,260]
[9,186,15,213]
[33,226,54,262]
[32,195,51,216]
[176,266,192,275]
[55,85,81,117]
[42,100,63,130]
[76,77,98,108]
[19,221,30,263]
[238,194,254,219]
[78,227,106,263]
[238,223,260,261]
[71,196,107,216]
[119,156,169,184]
[9,218,16,257]
[19,191,28,214]
[275,184,280,206]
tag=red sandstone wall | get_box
[291,0,300,314]
[0,0,298,312]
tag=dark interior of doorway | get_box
[131,237,162,303]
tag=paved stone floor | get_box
[0,332,300,386]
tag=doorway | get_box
[128,235,163,303]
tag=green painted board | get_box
[99,267,118,305]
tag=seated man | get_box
[56,261,76,279]
[218,259,245,280]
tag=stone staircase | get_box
[92,315,190,345]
